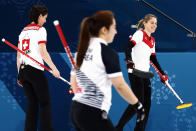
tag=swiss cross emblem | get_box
[22,39,30,51]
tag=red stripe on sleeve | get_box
[130,40,136,45]
[38,41,47,44]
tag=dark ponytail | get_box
[76,17,91,69]
[76,10,114,69]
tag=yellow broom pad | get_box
[176,103,192,109]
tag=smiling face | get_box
[143,17,157,35]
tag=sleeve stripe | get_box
[151,53,156,55]
[130,40,136,45]
[108,72,123,78]
[38,41,47,44]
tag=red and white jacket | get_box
[130,30,155,72]
[18,24,47,71]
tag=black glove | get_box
[17,74,23,87]
[133,101,145,122]
[125,57,135,73]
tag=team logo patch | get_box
[22,39,30,51]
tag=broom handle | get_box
[2,38,70,85]
[151,61,184,104]
[165,81,184,104]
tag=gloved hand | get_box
[17,74,23,87]
[127,59,134,69]
[126,58,135,73]
[133,101,145,122]
[161,75,168,84]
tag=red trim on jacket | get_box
[142,30,155,48]
[23,24,42,31]
[27,24,42,28]
[38,41,47,44]
[130,40,137,45]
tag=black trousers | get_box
[70,101,116,131]
[116,73,151,131]
[19,65,54,131]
